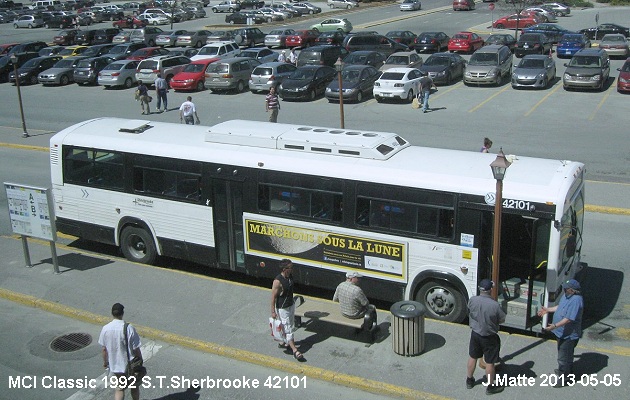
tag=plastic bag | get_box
[269,317,286,343]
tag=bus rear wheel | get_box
[415,280,466,323]
[120,226,157,264]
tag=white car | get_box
[542,3,570,16]
[327,0,358,9]
[191,41,240,61]
[139,13,170,26]
[525,7,557,23]
[373,67,423,103]
[400,0,421,12]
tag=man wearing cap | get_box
[271,259,304,361]
[466,278,506,395]
[333,271,377,330]
[98,303,143,400]
[538,279,583,385]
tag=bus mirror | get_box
[566,234,576,257]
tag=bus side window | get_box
[438,209,454,238]
[356,198,370,226]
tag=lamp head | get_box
[490,147,511,181]
[334,57,343,72]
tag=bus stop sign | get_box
[489,3,495,10]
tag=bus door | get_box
[211,178,245,271]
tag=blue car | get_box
[556,34,591,58]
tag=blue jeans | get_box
[156,89,167,110]
[421,90,430,111]
[557,337,578,376]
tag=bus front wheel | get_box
[416,280,466,323]
[120,226,157,265]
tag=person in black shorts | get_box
[466,279,506,395]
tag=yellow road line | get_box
[588,81,614,121]
[524,81,562,117]
[468,84,511,113]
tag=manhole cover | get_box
[50,333,92,352]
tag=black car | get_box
[44,15,74,29]
[278,64,336,101]
[385,30,418,50]
[514,33,553,58]
[93,28,123,45]
[342,51,386,69]
[579,23,630,40]
[225,12,264,25]
[239,0,265,9]
[325,64,381,103]
[314,31,346,46]
[484,34,517,52]
[76,29,98,45]
[417,52,466,85]
[8,55,62,85]
[8,41,49,55]
[80,43,116,58]
[414,32,450,53]
[0,52,40,82]
[107,43,146,60]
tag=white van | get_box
[31,0,62,9]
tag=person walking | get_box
[333,271,377,330]
[270,259,304,361]
[480,137,493,153]
[278,50,286,63]
[288,48,298,65]
[418,73,437,113]
[136,81,150,115]
[538,279,583,387]
[265,86,280,123]
[179,96,200,125]
[465,279,506,395]
[154,73,168,113]
[98,303,143,400]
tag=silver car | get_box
[176,30,213,48]
[249,61,297,93]
[13,15,45,29]
[205,57,261,92]
[98,59,140,88]
[39,56,87,85]
[265,29,296,48]
[511,54,556,89]
[400,0,421,11]
[327,0,358,10]
[155,30,189,47]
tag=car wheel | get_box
[329,4,334,8]
[267,18,272,23]
[445,73,452,86]
[30,75,38,85]
[229,20,235,25]
[356,91,363,103]
[496,73,502,86]
[229,7,234,12]
[496,23,505,29]
[375,96,383,103]
[148,40,155,46]
[236,80,245,93]
[44,23,49,28]
[60,24,64,29]
[124,78,133,88]
[60,75,69,85]
[212,8,218,13]
[542,76,548,89]
[153,21,158,25]
[406,90,414,103]
[13,23,18,29]
[309,10,314,14]
[309,89,316,100]
[346,4,351,9]
[195,41,202,48]
[196,80,204,91]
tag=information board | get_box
[4,183,57,242]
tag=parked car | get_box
[542,3,570,17]
[138,12,170,26]
[522,23,574,43]
[97,59,139,88]
[39,55,86,85]
[314,31,346,46]
[296,45,348,67]
[417,52,466,85]
[167,48,199,58]
[325,64,380,103]
[265,28,295,49]
[448,31,484,54]
[414,32,449,53]
[310,18,353,33]
[257,7,285,22]
[126,46,170,61]
[8,55,61,85]
[285,30,319,48]
[463,44,513,86]
[373,67,422,103]
[278,64,336,101]
[617,57,630,93]
[343,34,409,57]
[484,34,517,52]
[513,33,553,58]
[380,51,423,71]
[176,30,212,48]
[452,0,475,11]
[73,56,111,85]
[524,7,558,23]
[75,29,98,45]
[327,0,358,9]
[400,0,421,12]
[249,61,297,93]
[53,29,81,46]
[0,52,39,82]
[291,3,321,15]
[93,28,123,44]
[13,15,44,28]
[191,41,240,61]
[599,34,629,59]
[211,1,240,13]
[136,54,191,84]
[511,54,556,89]
[206,30,237,43]
[225,11,264,25]
[238,0,265,9]
[81,43,116,58]
[344,50,386,69]
[170,57,219,91]
[108,43,146,60]
[231,27,266,48]
[43,15,74,29]
[58,45,88,58]
[493,14,540,30]
[0,44,19,56]
[385,31,417,50]
[238,47,278,63]
[579,23,629,41]
[204,56,260,92]
[39,46,66,57]
[563,48,610,91]
[155,30,189,47]
[556,34,591,58]
[112,31,134,44]
[129,27,164,46]
[112,16,147,29]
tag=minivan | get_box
[463,45,512,86]
[296,45,349,67]
[563,48,610,91]
[204,57,261,92]
[136,55,192,84]
[343,34,409,56]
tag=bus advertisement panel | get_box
[244,214,406,282]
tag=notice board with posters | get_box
[4,182,57,242]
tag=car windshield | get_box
[289,68,316,80]
[239,51,258,58]
[198,47,219,56]
[602,36,625,43]
[453,34,470,40]
[207,63,229,73]
[21,58,39,68]
[518,59,544,68]
[569,56,600,68]
[379,72,404,81]
[621,62,630,72]
[54,59,75,68]
[109,46,126,54]
[345,54,367,64]
[341,69,361,82]
[253,67,272,76]
[183,63,206,72]
[424,56,450,66]
[469,53,497,65]
[385,56,409,65]
[82,47,101,57]
[59,48,78,56]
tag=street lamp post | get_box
[489,148,511,300]
[334,57,345,129]
[9,53,28,138]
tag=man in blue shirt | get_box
[538,279,583,384]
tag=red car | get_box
[112,16,147,29]
[617,58,630,93]
[127,47,170,61]
[169,58,219,92]
[448,31,484,53]
[53,29,81,46]
[285,30,319,48]
[0,43,19,56]
[493,14,541,30]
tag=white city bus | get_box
[50,118,585,330]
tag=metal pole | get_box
[13,62,28,138]
[21,235,32,268]
[50,241,60,274]
[491,178,503,300]
[338,69,345,129]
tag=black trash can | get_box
[390,301,426,356]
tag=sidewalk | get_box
[0,235,628,399]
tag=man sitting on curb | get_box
[333,271,377,330]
